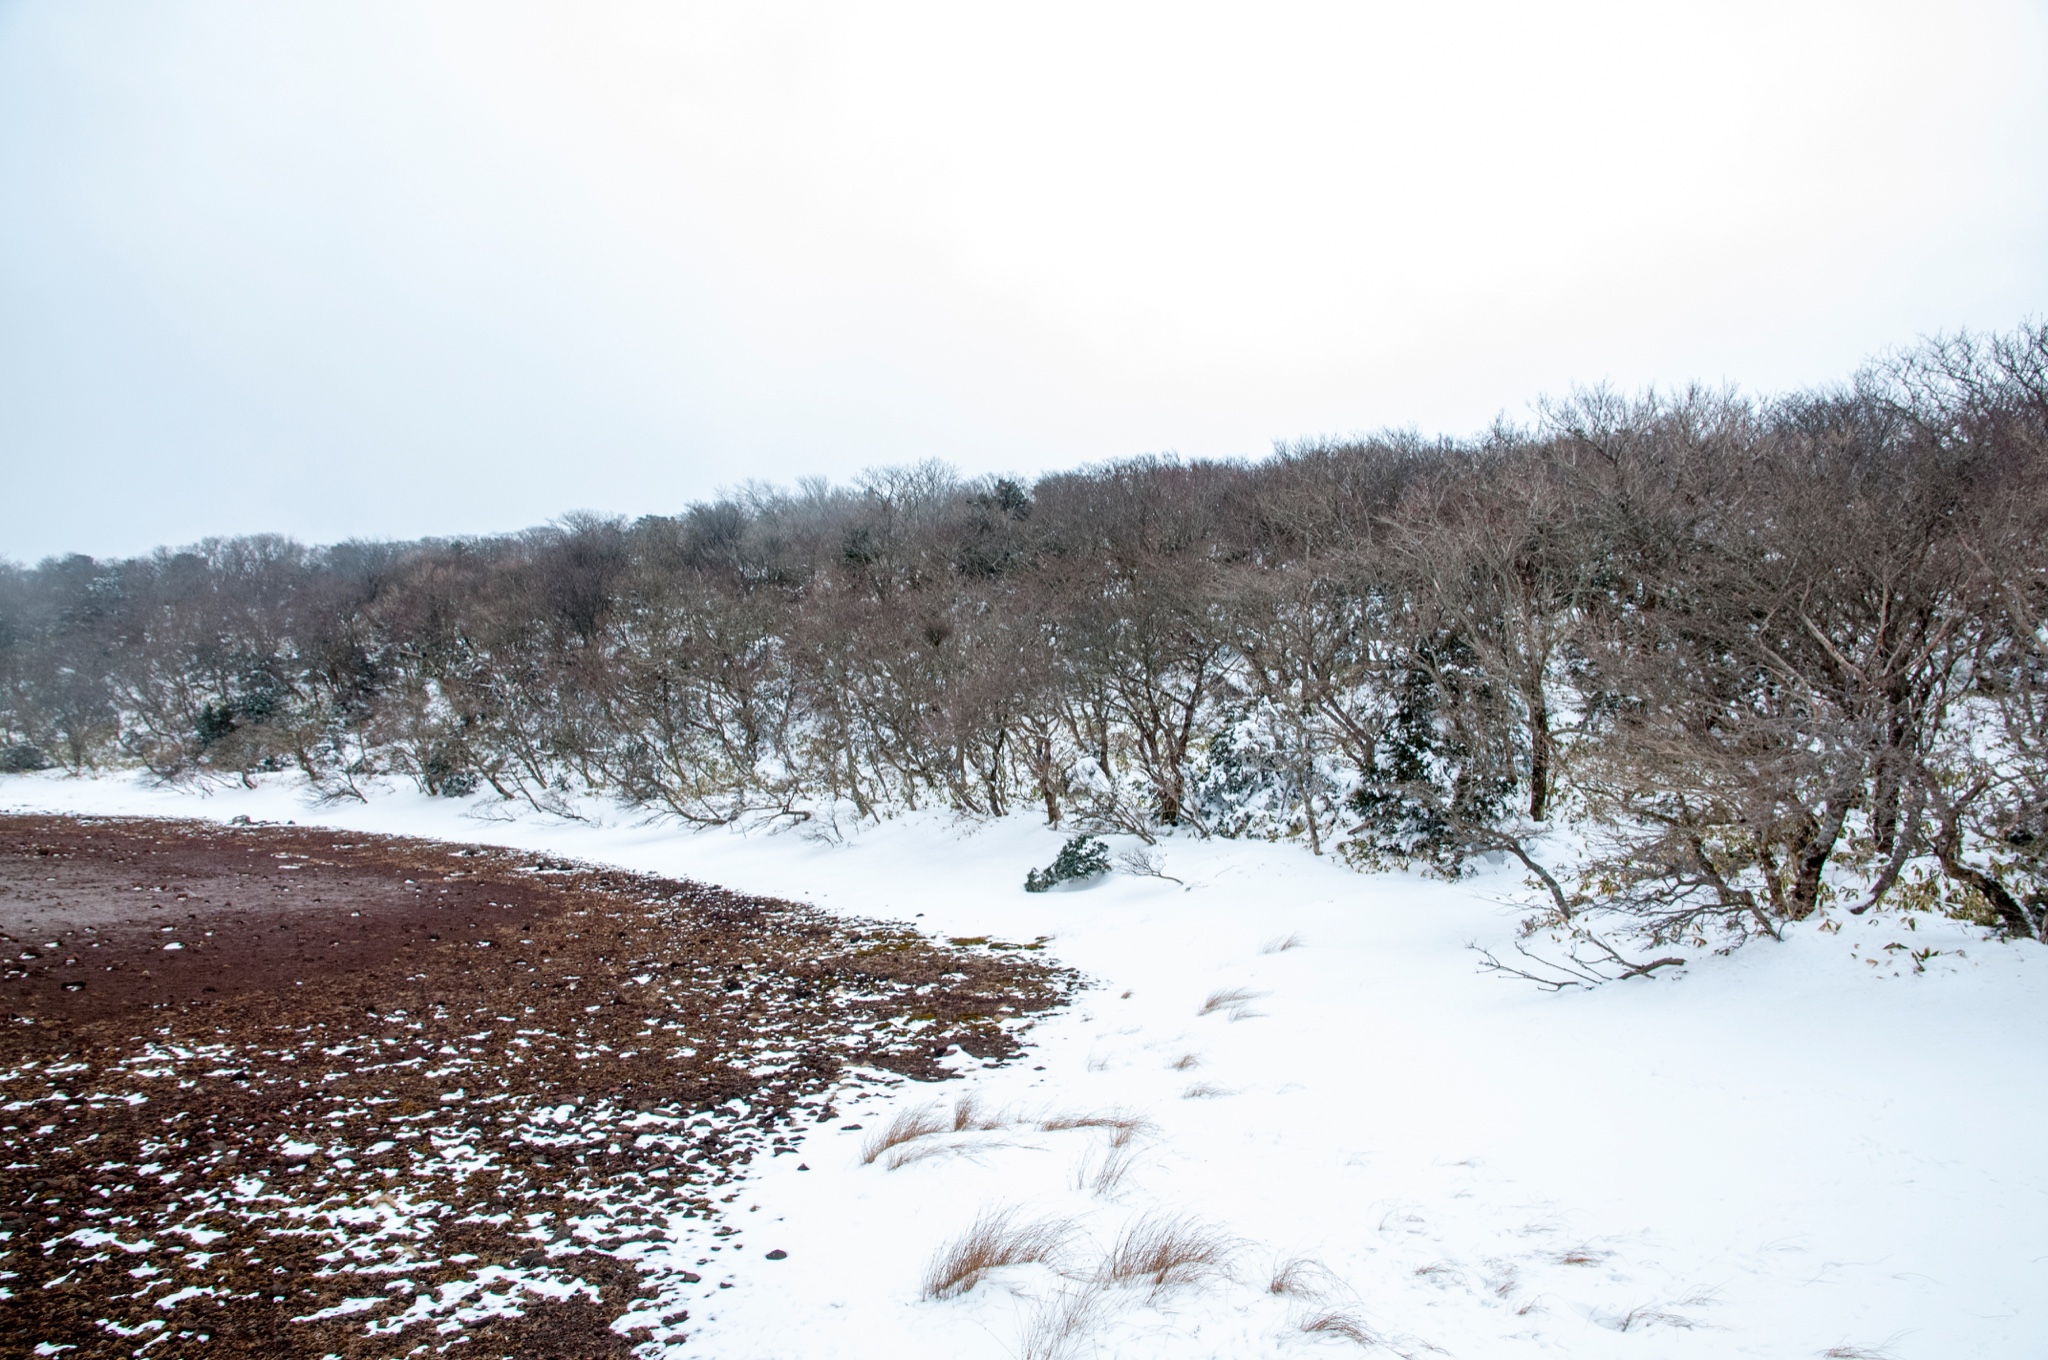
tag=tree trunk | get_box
[1786,789,1856,920]
[1527,687,1552,821]
[1933,800,2043,940]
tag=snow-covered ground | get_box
[6,771,2044,1360]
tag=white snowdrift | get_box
[5,770,2044,1359]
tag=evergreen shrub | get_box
[1,743,52,772]
[1024,835,1111,892]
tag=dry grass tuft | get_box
[1073,1141,1141,1197]
[920,1208,1073,1299]
[864,1094,1019,1168]
[951,1092,1005,1132]
[1039,1110,1151,1146]
[1169,1052,1201,1070]
[1261,932,1306,953]
[1300,1310,1381,1346]
[1554,1247,1606,1266]
[1607,1304,1701,1332]
[1095,1211,1240,1296]
[1199,986,1268,1017]
[885,1135,1027,1170]
[1017,1282,1107,1360]
[1182,1081,1234,1099]
[1269,1256,1340,1297]
[860,1102,949,1165]
[1820,1348,1900,1360]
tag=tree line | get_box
[4,327,2045,943]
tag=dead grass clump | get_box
[1607,1304,1701,1332]
[1039,1111,1151,1146]
[1820,1348,1900,1360]
[1199,986,1267,1017]
[951,1092,1005,1132]
[1181,1081,1233,1099]
[1074,1142,1140,1196]
[861,1102,949,1165]
[1555,1246,1606,1266]
[921,1208,1073,1299]
[1269,1256,1341,1297]
[1018,1282,1107,1360]
[886,1135,1027,1170]
[1168,1052,1201,1070]
[1096,1211,1240,1296]
[1300,1310,1381,1346]
[1261,933,1305,953]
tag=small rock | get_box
[765,1249,788,1260]
[796,1163,810,1171]
[679,1271,701,1284]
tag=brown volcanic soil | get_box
[0,815,1072,1358]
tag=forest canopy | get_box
[5,326,2046,945]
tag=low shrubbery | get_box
[1026,836,1112,893]
[0,743,50,773]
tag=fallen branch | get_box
[1472,931,1686,990]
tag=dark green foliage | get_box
[1024,835,1111,892]
[985,478,1032,518]
[421,746,479,798]
[189,664,293,765]
[194,702,238,748]
[1345,640,1514,873]
[0,743,51,773]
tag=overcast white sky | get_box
[3,1,2045,562]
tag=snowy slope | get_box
[5,770,2044,1359]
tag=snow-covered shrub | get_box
[1025,835,1111,892]
[1186,699,1346,843]
[1341,646,1515,875]
[421,747,479,797]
